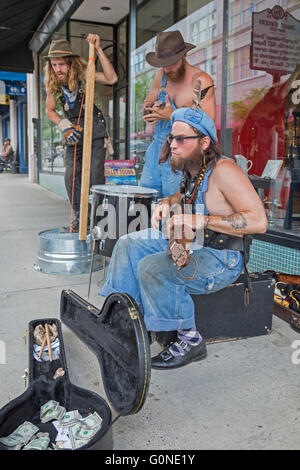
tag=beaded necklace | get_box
[180,165,207,206]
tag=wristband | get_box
[204,215,209,230]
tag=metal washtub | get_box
[33,229,104,275]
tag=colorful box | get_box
[104,160,137,185]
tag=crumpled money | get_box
[0,422,39,448]
[23,436,50,450]
[40,400,66,423]
[0,401,103,451]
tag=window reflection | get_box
[131,0,217,171]
[131,0,300,235]
[228,0,300,234]
[39,24,67,173]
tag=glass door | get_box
[114,18,128,159]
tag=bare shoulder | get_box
[191,67,214,87]
[213,158,256,190]
[214,158,244,176]
[154,68,163,82]
[156,68,163,79]
[214,158,251,180]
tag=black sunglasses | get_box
[166,133,200,145]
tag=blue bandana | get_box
[61,85,78,110]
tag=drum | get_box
[90,185,158,257]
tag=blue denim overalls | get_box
[140,73,182,198]
[99,168,243,332]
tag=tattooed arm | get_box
[199,160,268,236]
[206,212,251,236]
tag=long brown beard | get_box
[164,60,186,83]
[171,146,204,173]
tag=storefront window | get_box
[130,0,218,170]
[130,0,300,239]
[113,18,128,160]
[39,59,65,173]
[69,21,114,139]
[39,25,67,173]
[226,0,300,237]
[39,21,114,173]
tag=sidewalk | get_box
[1,172,300,450]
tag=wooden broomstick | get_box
[79,43,95,240]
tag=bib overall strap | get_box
[161,72,167,89]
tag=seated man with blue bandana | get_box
[99,108,267,370]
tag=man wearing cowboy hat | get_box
[140,30,216,199]
[44,34,117,232]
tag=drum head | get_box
[91,184,158,198]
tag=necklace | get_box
[184,166,207,204]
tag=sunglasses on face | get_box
[166,133,200,145]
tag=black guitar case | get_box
[0,291,151,450]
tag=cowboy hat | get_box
[44,39,79,59]
[146,31,195,67]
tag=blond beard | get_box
[56,72,69,86]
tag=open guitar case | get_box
[0,290,151,450]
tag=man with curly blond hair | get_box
[45,34,117,232]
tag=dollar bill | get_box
[68,423,89,450]
[0,422,39,448]
[67,412,102,449]
[76,425,100,440]
[23,436,50,450]
[41,405,66,423]
[60,410,81,427]
[40,400,59,418]
[79,412,102,429]
[36,432,50,439]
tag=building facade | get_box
[26,0,300,272]
[0,71,28,173]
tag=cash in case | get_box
[0,290,151,450]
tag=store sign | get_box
[250,6,300,75]
[0,94,10,105]
[7,85,26,96]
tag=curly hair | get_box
[44,56,87,95]
[159,126,222,171]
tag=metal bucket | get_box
[33,229,104,275]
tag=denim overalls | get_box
[99,168,243,332]
[140,73,182,198]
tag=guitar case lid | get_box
[60,289,151,417]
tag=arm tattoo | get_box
[221,213,248,230]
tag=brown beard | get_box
[171,145,204,173]
[164,60,186,83]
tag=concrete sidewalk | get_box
[0,172,300,450]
